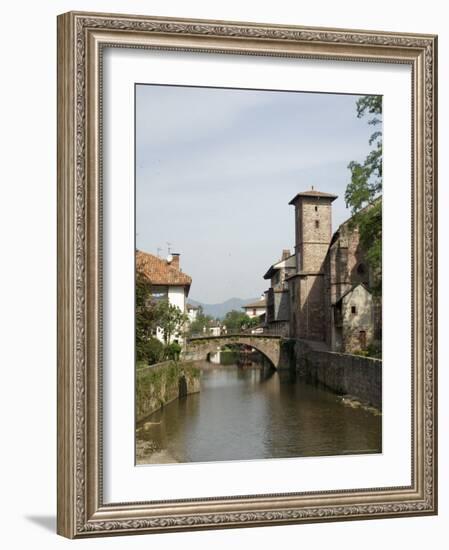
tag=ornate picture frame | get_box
[57,11,437,538]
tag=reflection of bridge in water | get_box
[185,334,283,369]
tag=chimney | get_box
[171,253,180,269]
[282,249,291,260]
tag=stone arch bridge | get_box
[184,334,283,369]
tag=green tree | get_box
[165,341,182,361]
[346,95,382,291]
[139,337,164,366]
[155,299,189,345]
[223,310,255,332]
[247,316,262,328]
[188,305,214,335]
[135,274,159,363]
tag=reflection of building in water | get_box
[262,188,381,354]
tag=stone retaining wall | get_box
[295,341,382,409]
[136,361,201,423]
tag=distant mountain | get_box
[188,297,259,320]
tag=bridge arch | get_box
[184,335,282,369]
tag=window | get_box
[151,285,168,301]
[315,220,319,228]
[253,308,257,316]
[351,305,357,314]
[357,263,366,275]
[315,206,318,212]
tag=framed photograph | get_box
[57,11,438,538]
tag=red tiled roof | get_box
[136,250,192,287]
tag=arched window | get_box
[357,263,366,276]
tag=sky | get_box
[136,84,377,304]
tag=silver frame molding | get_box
[57,11,438,538]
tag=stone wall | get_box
[294,341,382,409]
[274,289,290,321]
[136,360,201,423]
[296,198,333,272]
[340,285,374,353]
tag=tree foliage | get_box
[138,337,164,366]
[165,341,182,361]
[136,274,188,363]
[135,274,159,363]
[223,310,260,332]
[155,299,188,345]
[346,95,382,290]
[188,305,215,335]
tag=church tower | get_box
[288,187,337,340]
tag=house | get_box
[207,322,222,337]
[242,297,266,319]
[136,250,192,344]
[186,303,199,323]
[332,283,374,352]
[202,319,224,336]
[263,249,296,336]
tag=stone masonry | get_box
[294,340,382,409]
[287,190,337,341]
[286,188,381,355]
[185,334,282,369]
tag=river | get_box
[136,362,381,464]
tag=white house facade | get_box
[136,250,192,345]
[186,303,199,323]
[242,297,266,319]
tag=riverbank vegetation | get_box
[351,342,382,359]
[136,360,201,422]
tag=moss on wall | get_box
[136,361,200,423]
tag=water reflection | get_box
[137,364,381,464]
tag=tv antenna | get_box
[166,241,172,254]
